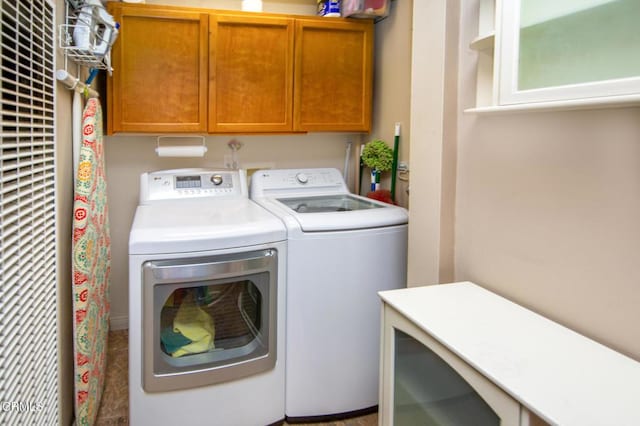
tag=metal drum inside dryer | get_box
[250,168,408,421]
[128,169,286,426]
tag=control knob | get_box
[296,172,308,184]
[210,174,223,185]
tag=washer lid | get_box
[129,199,285,254]
[268,194,407,232]
[277,194,381,213]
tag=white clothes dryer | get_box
[128,169,286,426]
[250,168,408,421]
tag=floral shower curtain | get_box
[71,97,111,425]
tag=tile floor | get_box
[95,330,129,425]
[95,330,378,426]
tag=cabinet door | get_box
[108,5,208,134]
[294,19,373,132]
[209,14,294,133]
[380,304,522,426]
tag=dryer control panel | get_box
[139,169,248,203]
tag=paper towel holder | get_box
[155,135,208,157]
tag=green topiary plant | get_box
[361,139,393,171]
[361,139,394,193]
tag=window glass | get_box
[518,0,640,91]
[498,0,640,105]
[160,280,263,359]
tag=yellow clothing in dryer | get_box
[172,294,215,358]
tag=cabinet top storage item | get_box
[379,282,640,426]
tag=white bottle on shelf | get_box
[93,6,118,57]
[72,3,94,50]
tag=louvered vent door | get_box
[0,0,58,424]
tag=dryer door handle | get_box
[143,249,276,283]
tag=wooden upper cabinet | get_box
[209,14,294,133]
[107,4,374,134]
[107,4,208,134]
[294,19,373,132]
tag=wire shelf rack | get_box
[58,0,117,74]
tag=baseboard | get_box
[110,315,128,331]
[285,405,378,424]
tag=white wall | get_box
[455,0,640,360]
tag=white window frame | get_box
[497,0,640,107]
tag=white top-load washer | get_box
[250,168,408,421]
[129,169,286,426]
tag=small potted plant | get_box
[361,139,393,192]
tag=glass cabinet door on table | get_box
[393,330,500,425]
[379,305,522,426]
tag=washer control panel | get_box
[140,169,248,203]
[250,168,348,197]
[295,172,309,184]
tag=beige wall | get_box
[406,0,459,286]
[106,134,357,326]
[408,0,640,361]
[55,1,75,424]
[455,1,640,360]
[143,0,316,14]
[439,0,459,284]
[104,0,390,327]
[369,0,412,208]
[58,1,332,418]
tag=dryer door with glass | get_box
[142,249,277,392]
